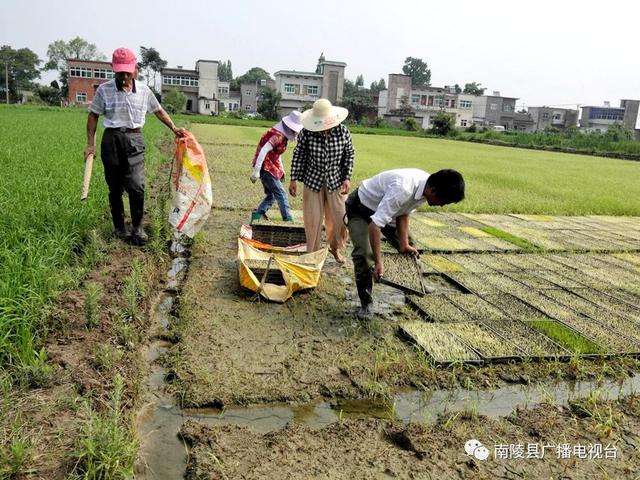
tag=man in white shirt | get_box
[346,168,465,320]
[84,47,183,244]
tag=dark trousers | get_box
[345,189,404,307]
[100,129,146,230]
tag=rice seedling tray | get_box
[381,253,426,295]
[250,224,307,247]
[479,319,572,359]
[407,294,474,322]
[399,321,483,365]
[444,321,528,361]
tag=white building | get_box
[161,60,219,115]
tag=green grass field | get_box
[193,124,640,215]
[0,105,169,371]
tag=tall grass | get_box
[0,105,168,374]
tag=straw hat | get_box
[281,111,303,133]
[301,99,349,132]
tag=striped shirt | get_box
[89,79,161,129]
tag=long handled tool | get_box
[81,153,94,201]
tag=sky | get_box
[2,0,638,109]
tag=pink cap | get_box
[111,47,137,73]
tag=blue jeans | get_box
[255,170,293,220]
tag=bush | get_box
[465,124,477,133]
[404,117,419,131]
[430,112,454,136]
[162,89,186,114]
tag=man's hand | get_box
[399,244,418,256]
[84,145,96,160]
[289,180,297,197]
[340,179,351,195]
[373,262,384,282]
[172,127,185,138]
[250,167,261,183]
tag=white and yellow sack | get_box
[169,130,213,237]
[238,238,327,302]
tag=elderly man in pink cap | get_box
[84,47,183,244]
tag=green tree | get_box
[402,57,431,87]
[139,46,167,88]
[369,78,386,93]
[257,87,281,120]
[341,88,373,123]
[0,46,41,103]
[393,95,414,115]
[343,79,358,98]
[35,84,63,105]
[44,37,105,96]
[454,84,462,94]
[233,67,271,90]
[430,111,455,136]
[218,59,233,82]
[355,74,364,88]
[463,82,486,95]
[163,89,186,113]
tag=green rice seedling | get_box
[526,319,605,354]
[408,294,472,322]
[446,322,523,358]
[84,283,102,329]
[71,375,137,480]
[91,344,124,372]
[0,430,32,479]
[480,227,538,250]
[14,347,52,389]
[122,258,145,322]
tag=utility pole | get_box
[5,61,9,105]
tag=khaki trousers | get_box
[303,186,349,253]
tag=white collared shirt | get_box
[89,79,161,129]
[358,168,430,227]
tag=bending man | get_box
[346,168,465,320]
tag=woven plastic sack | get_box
[238,237,328,302]
[169,130,212,237]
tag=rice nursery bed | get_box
[407,294,474,322]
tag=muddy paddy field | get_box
[132,124,640,479]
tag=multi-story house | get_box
[472,92,518,129]
[580,100,640,139]
[377,74,479,129]
[67,59,115,105]
[528,107,578,131]
[217,81,240,112]
[274,55,346,115]
[161,60,219,115]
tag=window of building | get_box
[245,105,252,111]
[427,96,434,106]
[434,97,444,108]
[461,119,468,127]
[94,69,114,79]
[542,112,550,119]
[245,90,253,96]
[70,66,92,78]
[76,92,87,102]
[460,100,472,108]
[411,94,420,104]
[162,75,198,87]
[205,103,210,109]
[218,86,229,95]
[588,108,624,121]
[553,114,562,121]
[306,85,319,96]
[490,103,498,111]
[447,99,456,108]
[284,83,297,94]
[503,104,514,112]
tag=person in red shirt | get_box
[250,111,303,223]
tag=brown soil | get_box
[167,210,640,410]
[180,395,640,480]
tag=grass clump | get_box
[526,319,605,354]
[122,258,145,322]
[480,227,539,250]
[71,375,137,480]
[84,283,102,329]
